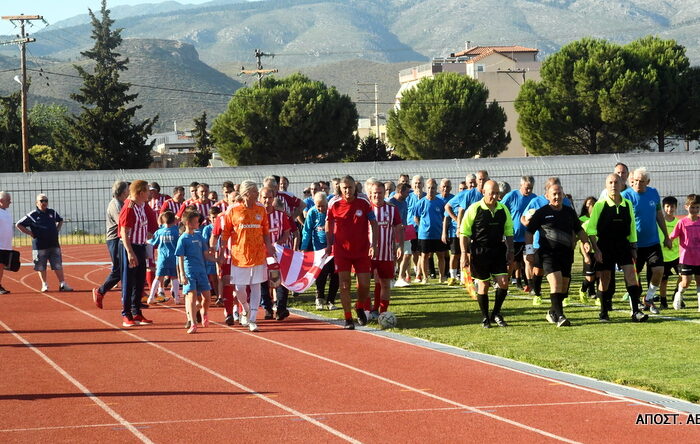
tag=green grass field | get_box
[292,256,700,403]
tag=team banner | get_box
[274,245,333,292]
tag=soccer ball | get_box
[377,311,397,329]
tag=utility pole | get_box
[357,82,380,140]
[2,14,42,173]
[240,49,278,86]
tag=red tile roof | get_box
[464,49,516,63]
[454,45,538,57]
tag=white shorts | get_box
[403,240,412,255]
[230,264,267,285]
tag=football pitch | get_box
[296,255,700,403]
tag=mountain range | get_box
[1,0,698,133]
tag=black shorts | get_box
[419,239,448,253]
[679,264,700,276]
[470,244,508,281]
[449,237,461,255]
[634,244,664,274]
[662,259,679,280]
[531,249,543,269]
[513,242,525,263]
[0,249,11,265]
[595,243,634,272]
[540,249,574,278]
[410,238,421,253]
[582,253,597,276]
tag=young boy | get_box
[670,194,700,311]
[658,196,680,309]
[175,211,216,333]
[147,211,180,304]
[201,207,221,304]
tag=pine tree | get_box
[55,0,157,170]
[192,112,212,167]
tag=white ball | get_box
[377,311,397,329]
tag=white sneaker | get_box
[673,291,683,310]
[315,298,324,310]
[147,296,156,305]
[248,322,258,332]
[240,313,248,326]
[40,282,49,292]
[327,302,337,310]
[59,283,73,292]
[394,278,410,288]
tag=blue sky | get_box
[1,1,211,36]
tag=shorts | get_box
[219,262,231,279]
[595,243,634,272]
[32,247,63,271]
[679,264,700,276]
[230,264,267,285]
[156,265,177,277]
[449,237,461,255]
[513,242,525,263]
[418,239,448,253]
[540,249,574,278]
[205,261,217,276]
[662,259,679,280]
[0,250,12,266]
[530,249,543,269]
[469,244,508,281]
[634,244,664,274]
[403,240,412,255]
[371,260,395,280]
[335,255,371,274]
[410,238,421,254]
[183,271,211,294]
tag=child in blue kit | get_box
[176,211,216,334]
[147,211,180,304]
[200,206,221,305]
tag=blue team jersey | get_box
[621,187,661,248]
[405,191,426,227]
[436,193,455,237]
[388,197,409,226]
[149,225,179,268]
[301,207,328,251]
[448,188,483,217]
[524,195,573,248]
[303,197,315,212]
[175,232,208,276]
[501,190,538,242]
[415,197,446,240]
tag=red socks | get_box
[379,300,389,313]
[222,285,234,316]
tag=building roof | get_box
[464,49,516,64]
[453,45,538,57]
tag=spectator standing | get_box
[16,194,73,293]
[0,192,13,294]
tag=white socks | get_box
[148,280,161,300]
[449,269,458,278]
[645,284,658,302]
[171,279,180,300]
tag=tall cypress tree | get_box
[55,0,157,170]
[192,112,212,167]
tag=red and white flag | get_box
[275,245,332,293]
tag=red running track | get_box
[0,244,698,443]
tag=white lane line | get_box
[25,291,361,444]
[0,319,154,444]
[0,399,631,433]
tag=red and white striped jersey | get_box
[119,201,149,245]
[371,203,401,261]
[148,194,170,212]
[267,209,293,247]
[177,199,214,224]
[215,199,229,213]
[160,198,184,215]
[277,191,301,216]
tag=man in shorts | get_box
[587,174,647,322]
[0,192,13,294]
[415,178,448,284]
[460,180,514,328]
[501,175,537,291]
[390,183,412,287]
[621,167,671,314]
[16,194,73,293]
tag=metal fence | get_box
[2,151,699,246]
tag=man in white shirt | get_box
[0,192,14,294]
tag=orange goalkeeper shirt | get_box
[221,202,269,268]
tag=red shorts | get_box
[371,260,395,280]
[334,255,371,274]
[219,262,231,279]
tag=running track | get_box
[1,245,698,443]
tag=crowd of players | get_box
[89,163,700,332]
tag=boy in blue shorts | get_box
[176,211,216,334]
[201,207,221,305]
[147,211,180,304]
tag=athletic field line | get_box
[0,319,154,444]
[16,276,361,444]
[0,399,630,433]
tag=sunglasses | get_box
[39,199,48,203]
